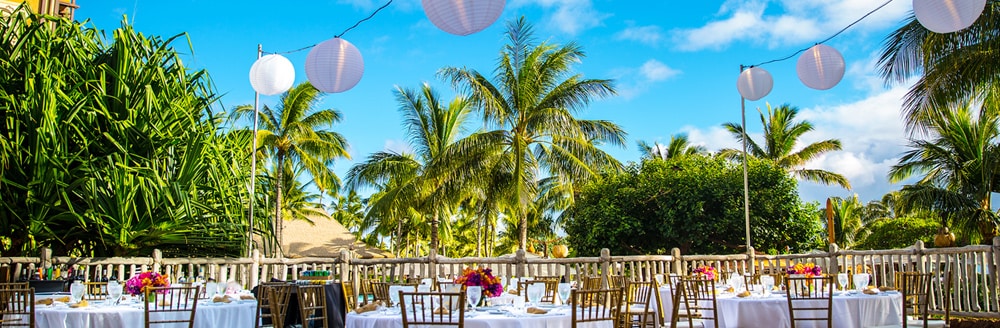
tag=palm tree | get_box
[345,83,473,253]
[877,2,1000,130]
[824,195,881,249]
[888,103,1000,243]
[637,134,707,160]
[721,103,851,189]
[233,82,350,254]
[440,17,627,250]
[328,189,367,236]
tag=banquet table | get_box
[346,307,615,328]
[707,291,902,328]
[33,298,257,328]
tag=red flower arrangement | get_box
[692,266,717,280]
[454,267,503,297]
[786,263,823,278]
[125,271,169,296]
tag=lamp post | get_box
[249,46,260,256]
[739,66,752,269]
[736,64,772,274]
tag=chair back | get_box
[518,279,558,302]
[267,284,295,328]
[900,272,932,327]
[84,282,108,300]
[144,286,199,328]
[676,275,718,328]
[255,282,286,328]
[0,287,34,327]
[785,275,833,328]
[570,288,623,328]
[369,281,391,304]
[399,290,465,328]
[581,276,603,290]
[297,285,328,328]
[651,278,668,328]
[622,280,655,328]
[608,275,628,290]
[342,280,358,310]
[0,283,28,290]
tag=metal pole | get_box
[740,65,752,269]
[248,44,262,256]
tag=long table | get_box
[33,299,256,328]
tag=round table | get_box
[34,299,257,328]
[346,308,615,328]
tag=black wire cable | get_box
[747,0,895,68]
[263,0,393,55]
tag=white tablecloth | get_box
[709,292,902,328]
[34,300,257,328]
[346,308,614,328]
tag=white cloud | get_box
[383,139,413,155]
[615,24,664,46]
[674,0,911,51]
[612,59,682,100]
[511,0,608,35]
[640,60,681,82]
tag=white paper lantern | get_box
[913,0,987,34]
[796,44,845,91]
[305,37,364,93]
[736,67,773,101]
[422,0,505,36]
[249,54,295,96]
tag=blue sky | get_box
[75,0,918,204]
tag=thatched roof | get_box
[280,212,392,259]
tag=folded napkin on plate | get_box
[863,288,881,295]
[736,291,752,298]
[526,307,548,314]
[69,300,89,308]
[239,294,256,300]
[878,286,897,292]
[35,298,54,305]
[212,295,232,303]
[508,290,519,296]
[55,296,71,303]
[354,301,383,314]
[432,306,451,315]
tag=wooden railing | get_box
[2,237,997,318]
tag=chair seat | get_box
[869,318,948,328]
[672,319,705,328]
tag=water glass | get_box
[107,280,123,305]
[388,285,403,308]
[526,283,544,306]
[853,273,870,292]
[760,275,774,297]
[837,273,849,291]
[70,281,85,303]
[466,286,482,311]
[557,283,571,305]
[204,282,218,297]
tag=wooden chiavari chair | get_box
[785,275,833,328]
[144,286,199,328]
[297,285,328,328]
[571,288,623,328]
[399,289,465,328]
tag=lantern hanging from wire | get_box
[305,37,365,93]
[796,44,845,90]
[421,0,506,36]
[737,66,773,101]
[249,54,295,96]
[913,0,987,34]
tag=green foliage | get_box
[564,155,822,256]
[855,216,941,250]
[0,8,252,256]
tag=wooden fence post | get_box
[828,243,840,275]
[914,240,926,272]
[992,236,999,312]
[250,249,260,288]
[747,246,756,275]
[40,247,52,272]
[340,249,352,282]
[152,249,162,274]
[600,248,610,288]
[515,249,526,277]
[428,248,438,279]
[671,248,682,275]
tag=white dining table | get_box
[707,291,902,328]
[33,298,257,328]
[346,307,614,328]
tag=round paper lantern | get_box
[736,67,773,101]
[796,44,845,90]
[305,37,364,93]
[249,54,295,96]
[421,0,505,36]
[913,0,987,33]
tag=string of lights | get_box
[263,0,394,55]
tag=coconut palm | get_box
[328,189,367,236]
[637,134,707,160]
[233,82,350,254]
[721,103,851,189]
[877,2,1000,130]
[824,195,881,249]
[345,84,473,253]
[888,103,1000,243]
[440,17,627,250]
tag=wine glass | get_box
[837,273,849,292]
[557,283,571,306]
[466,286,482,311]
[760,275,774,297]
[526,283,544,307]
[107,280,123,305]
[389,285,403,310]
[853,273,869,293]
[70,281,85,303]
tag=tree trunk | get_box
[431,211,439,254]
[515,137,527,250]
[274,154,284,257]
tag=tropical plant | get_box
[233,82,350,254]
[328,189,367,236]
[345,84,472,255]
[888,103,1000,244]
[440,17,627,250]
[877,1,1000,130]
[637,134,707,160]
[0,8,252,256]
[721,103,851,189]
[823,195,882,249]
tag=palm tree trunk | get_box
[980,195,997,242]
[515,138,527,250]
[431,211,439,253]
[274,154,285,257]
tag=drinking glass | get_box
[107,280,123,305]
[837,273,849,292]
[466,286,482,311]
[557,283,571,306]
[204,282,218,297]
[388,285,403,309]
[852,273,869,292]
[760,275,774,297]
[653,274,665,287]
[70,281,85,303]
[526,283,544,306]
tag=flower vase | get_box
[146,293,156,304]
